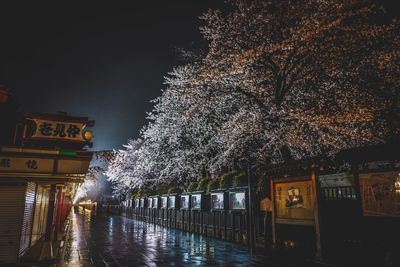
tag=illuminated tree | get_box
[106,0,399,191]
[192,0,400,165]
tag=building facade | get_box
[0,108,94,264]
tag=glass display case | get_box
[161,196,168,209]
[229,192,246,210]
[181,195,189,209]
[191,194,202,210]
[168,195,176,209]
[211,192,225,210]
[152,197,158,208]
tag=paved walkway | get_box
[59,210,315,267]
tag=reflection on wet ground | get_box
[59,210,302,267]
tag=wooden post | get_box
[218,212,222,238]
[311,165,323,261]
[351,162,363,216]
[200,211,203,234]
[45,184,57,241]
[54,187,63,241]
[232,213,235,242]
[39,184,57,261]
[247,163,255,252]
[188,210,191,232]
[213,211,216,237]
[270,177,276,247]
[224,211,227,240]
[239,213,243,244]
[264,212,268,248]
[182,210,185,230]
[175,210,178,228]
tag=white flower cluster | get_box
[106,0,399,194]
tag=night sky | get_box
[0,1,223,151]
[0,1,397,151]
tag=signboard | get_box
[319,173,354,188]
[360,171,400,217]
[181,195,189,209]
[168,196,176,209]
[0,156,53,173]
[229,192,246,210]
[274,180,314,221]
[211,192,224,210]
[57,159,91,174]
[161,196,168,208]
[191,194,201,209]
[152,197,158,208]
[27,117,90,143]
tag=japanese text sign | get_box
[29,118,88,143]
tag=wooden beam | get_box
[311,165,323,261]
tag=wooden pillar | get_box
[232,213,236,242]
[200,211,203,234]
[264,212,268,248]
[270,177,276,247]
[166,209,168,226]
[54,187,63,240]
[213,211,216,237]
[351,162,363,216]
[188,210,191,232]
[311,165,323,261]
[45,184,57,241]
[224,211,227,240]
[174,210,177,229]
[218,212,222,238]
[182,210,185,230]
[239,213,243,243]
[247,163,255,252]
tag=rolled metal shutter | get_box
[19,182,36,256]
[0,184,26,264]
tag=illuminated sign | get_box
[27,117,92,143]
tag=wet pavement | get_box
[59,210,316,267]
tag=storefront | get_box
[0,146,92,264]
[0,112,94,264]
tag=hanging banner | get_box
[28,118,89,143]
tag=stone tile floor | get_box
[57,210,317,267]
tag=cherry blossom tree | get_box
[192,0,400,165]
[106,0,399,192]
